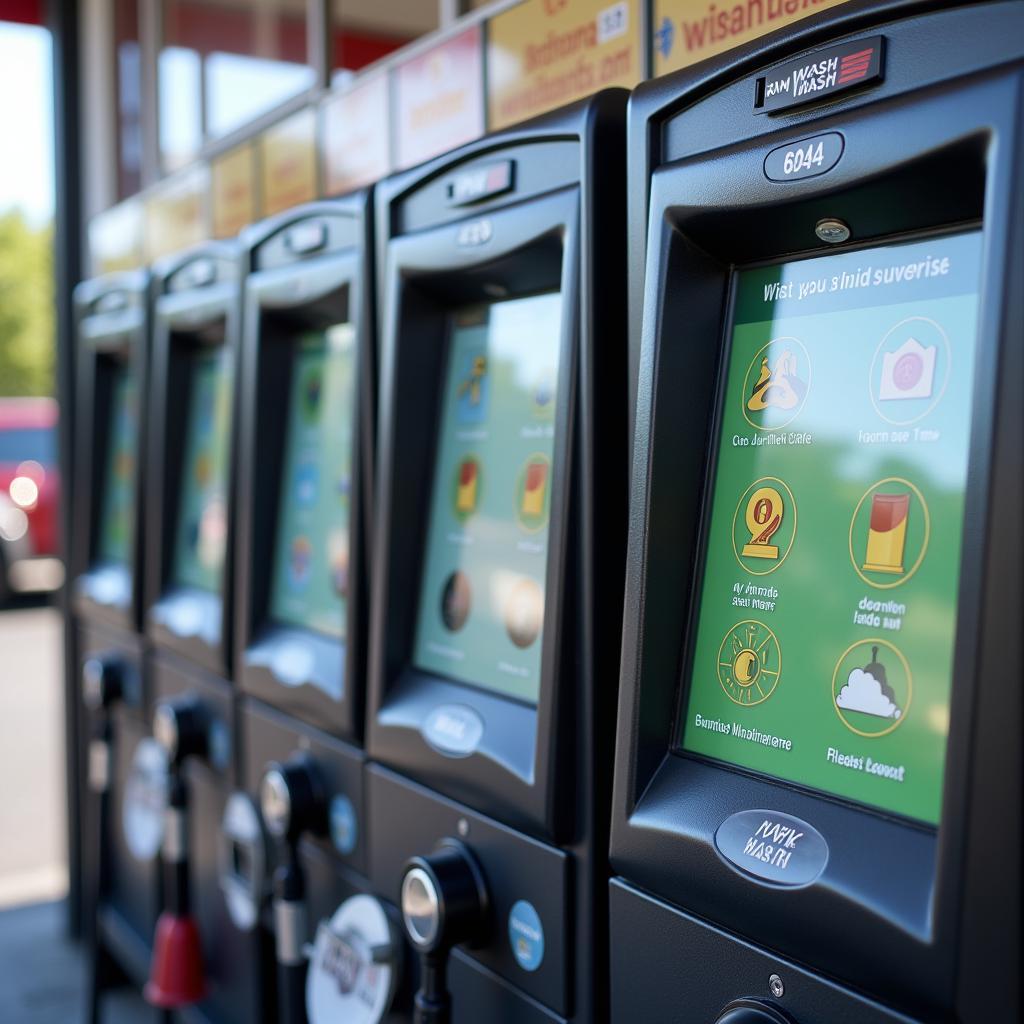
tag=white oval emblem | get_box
[422,704,484,758]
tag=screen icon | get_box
[869,316,950,425]
[505,577,544,649]
[288,535,312,591]
[440,570,471,632]
[849,478,930,588]
[732,477,796,575]
[294,460,319,507]
[532,370,556,418]
[716,620,781,706]
[516,454,550,532]
[301,366,323,424]
[833,639,911,737]
[453,456,480,519]
[328,529,349,598]
[741,337,811,431]
[455,350,489,424]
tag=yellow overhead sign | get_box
[144,166,209,263]
[651,0,851,76]
[322,74,392,195]
[211,143,256,240]
[259,108,318,217]
[487,0,643,131]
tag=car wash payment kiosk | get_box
[368,91,628,1022]
[73,269,163,997]
[612,2,1023,1023]
[143,242,263,1020]
[227,195,387,1024]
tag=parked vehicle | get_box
[0,397,62,601]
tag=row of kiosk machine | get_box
[69,1,1022,1022]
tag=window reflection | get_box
[115,0,142,197]
[159,0,315,171]
[331,0,437,73]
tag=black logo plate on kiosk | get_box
[755,37,885,113]
[715,809,828,887]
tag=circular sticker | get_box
[122,738,169,862]
[329,795,358,857]
[741,337,811,432]
[832,638,912,738]
[306,896,400,1024]
[218,792,267,932]
[716,620,782,707]
[731,477,797,576]
[508,900,544,972]
[848,478,930,590]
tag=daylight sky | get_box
[0,22,54,225]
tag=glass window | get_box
[331,0,437,76]
[160,0,316,171]
[114,0,142,198]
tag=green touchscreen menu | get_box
[97,364,136,565]
[681,231,983,825]
[172,346,232,592]
[269,326,356,640]
[413,292,563,703]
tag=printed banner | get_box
[260,107,318,217]
[394,26,485,171]
[144,165,209,263]
[322,73,392,195]
[652,0,851,77]
[487,0,642,131]
[89,198,144,275]
[212,142,256,239]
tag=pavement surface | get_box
[0,605,68,907]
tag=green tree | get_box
[0,209,54,396]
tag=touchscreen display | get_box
[268,326,357,640]
[97,364,136,565]
[412,292,563,703]
[172,345,232,592]
[680,231,982,825]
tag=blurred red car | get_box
[0,397,63,600]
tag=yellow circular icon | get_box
[832,638,912,738]
[731,477,797,576]
[741,336,811,432]
[716,620,781,706]
[848,477,930,590]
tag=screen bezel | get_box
[73,273,149,632]
[368,187,580,837]
[145,250,240,679]
[609,67,1017,1011]
[234,199,374,745]
[671,227,981,828]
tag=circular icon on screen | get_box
[505,578,544,649]
[515,454,551,533]
[869,316,951,426]
[717,620,781,706]
[848,477,930,590]
[289,536,312,591]
[336,473,351,504]
[532,371,556,418]
[198,498,226,571]
[302,367,323,424]
[293,460,319,507]
[832,638,912,738]
[731,477,797,576]
[328,529,349,598]
[741,337,811,432]
[440,571,471,632]
[452,457,481,521]
[194,452,212,486]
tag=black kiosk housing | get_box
[145,242,267,1023]
[368,92,628,1021]
[72,269,161,987]
[612,3,1022,1023]
[228,197,390,1023]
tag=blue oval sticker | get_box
[422,704,484,758]
[508,900,544,972]
[715,809,828,887]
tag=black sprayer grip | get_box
[163,771,190,916]
[413,950,451,1024]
